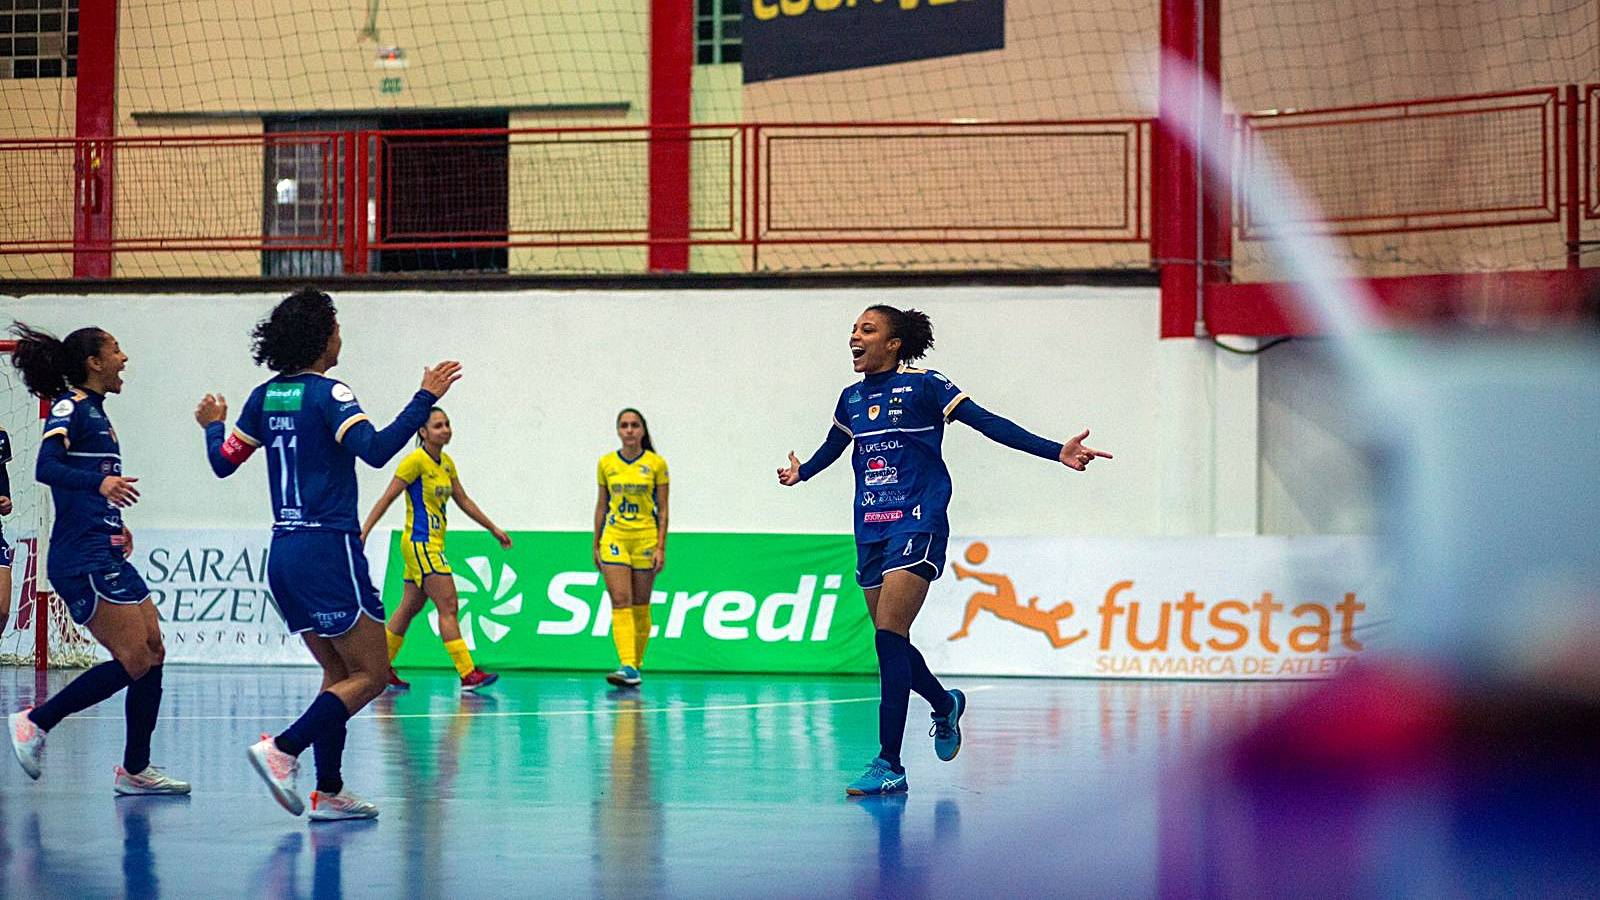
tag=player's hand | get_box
[121,526,134,559]
[194,393,227,427]
[1059,429,1113,472]
[593,544,603,570]
[0,495,12,516]
[359,528,371,547]
[99,476,140,507]
[493,527,513,551]
[653,547,665,573]
[777,451,802,486]
[421,361,463,399]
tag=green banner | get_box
[386,531,875,674]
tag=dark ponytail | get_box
[252,286,337,373]
[866,304,934,362]
[617,407,654,453]
[9,322,107,400]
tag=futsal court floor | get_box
[0,667,1592,898]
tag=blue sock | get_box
[313,719,347,795]
[122,664,163,774]
[275,691,350,758]
[875,629,911,772]
[905,642,953,716]
[29,660,134,731]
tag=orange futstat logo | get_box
[948,542,1089,648]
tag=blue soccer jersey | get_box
[798,363,1064,544]
[227,374,427,533]
[36,389,126,577]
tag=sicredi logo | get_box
[540,572,846,643]
[433,556,523,651]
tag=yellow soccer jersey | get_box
[598,449,668,535]
[396,448,456,545]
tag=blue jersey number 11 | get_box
[271,434,303,508]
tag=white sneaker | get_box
[9,709,45,780]
[246,734,304,816]
[308,789,380,821]
[114,764,192,795]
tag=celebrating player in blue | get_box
[195,287,460,821]
[6,324,189,796]
[778,305,1111,796]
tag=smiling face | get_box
[88,333,129,394]
[418,409,452,449]
[616,411,645,450]
[850,309,900,374]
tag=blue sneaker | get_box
[605,666,642,687]
[846,757,908,796]
[929,689,965,761]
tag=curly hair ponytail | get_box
[9,322,107,399]
[865,304,935,362]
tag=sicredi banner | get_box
[387,531,877,675]
[921,536,1384,678]
[742,0,1006,83]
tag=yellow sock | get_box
[631,605,652,667]
[611,608,639,668]
[385,628,405,663]
[444,639,475,678]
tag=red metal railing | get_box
[1237,88,1564,240]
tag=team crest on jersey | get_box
[868,405,880,420]
[638,464,651,476]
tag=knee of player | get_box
[116,647,154,681]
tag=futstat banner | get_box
[921,536,1384,679]
[742,0,1005,83]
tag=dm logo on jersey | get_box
[264,384,306,412]
[868,405,881,421]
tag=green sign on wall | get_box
[386,531,875,674]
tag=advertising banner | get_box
[132,529,309,665]
[920,536,1383,679]
[387,531,877,675]
[742,0,1005,83]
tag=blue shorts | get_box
[0,536,12,569]
[856,531,948,589]
[54,560,151,626]
[267,531,385,638]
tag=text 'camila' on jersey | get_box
[38,390,126,577]
[835,365,969,542]
[233,375,374,533]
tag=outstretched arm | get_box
[779,422,852,486]
[360,477,409,546]
[451,477,512,550]
[950,398,1112,471]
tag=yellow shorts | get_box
[599,530,656,570]
[401,539,453,586]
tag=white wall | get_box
[1258,339,1377,535]
[1,286,1272,538]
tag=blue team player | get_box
[195,288,460,820]
[6,324,189,796]
[778,305,1112,796]
[0,423,13,635]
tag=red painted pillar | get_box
[648,0,693,272]
[72,0,118,278]
[1155,0,1223,337]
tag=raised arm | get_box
[451,477,511,550]
[360,477,409,546]
[339,362,459,468]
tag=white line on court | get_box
[67,683,997,721]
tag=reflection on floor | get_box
[1,667,1587,897]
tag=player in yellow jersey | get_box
[594,408,669,687]
[360,407,512,693]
